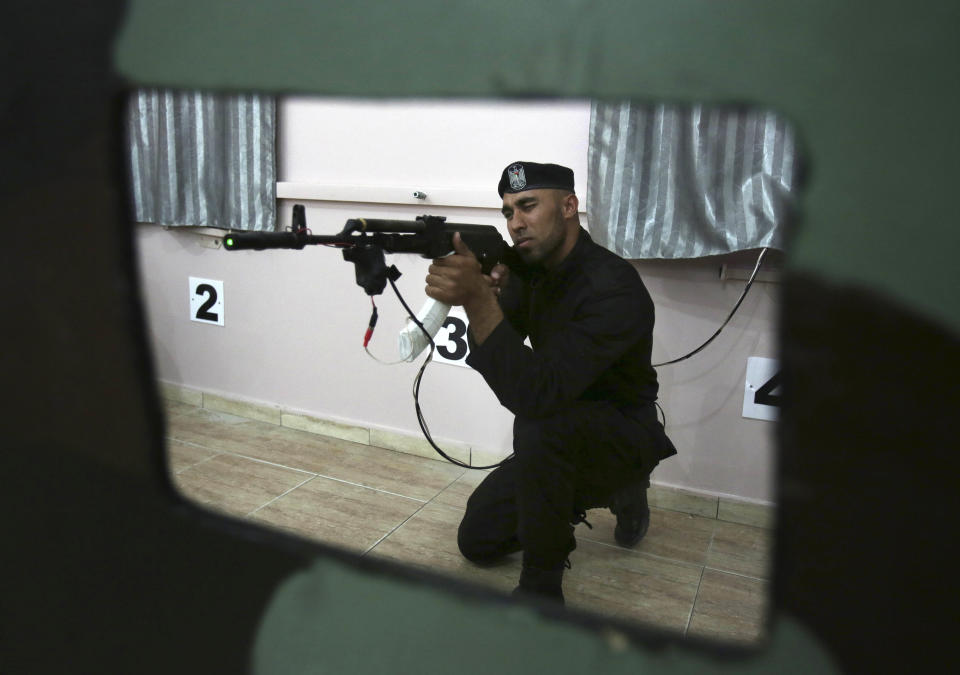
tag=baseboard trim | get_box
[158,381,776,529]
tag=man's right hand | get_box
[488,263,510,298]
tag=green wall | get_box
[109,2,958,670]
[115,0,960,331]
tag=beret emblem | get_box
[507,163,527,191]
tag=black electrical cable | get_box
[389,246,766,464]
[388,277,510,471]
[653,247,768,368]
[655,401,667,428]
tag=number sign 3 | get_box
[189,277,224,326]
[433,307,471,368]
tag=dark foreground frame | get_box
[2,2,957,673]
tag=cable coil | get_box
[382,246,768,469]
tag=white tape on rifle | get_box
[397,297,451,361]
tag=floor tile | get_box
[431,469,490,510]
[687,569,769,644]
[167,401,465,502]
[366,500,520,594]
[718,498,776,529]
[283,436,466,503]
[166,439,217,473]
[565,541,702,633]
[162,398,773,641]
[371,494,703,634]
[575,507,716,566]
[173,453,312,517]
[164,400,254,451]
[649,484,718,518]
[705,519,772,579]
[250,476,424,555]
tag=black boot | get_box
[609,482,650,548]
[512,563,566,605]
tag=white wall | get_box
[279,97,591,195]
[137,98,780,503]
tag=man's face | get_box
[500,189,573,268]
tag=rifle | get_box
[224,204,520,361]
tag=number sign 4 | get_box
[189,277,224,326]
[743,356,780,421]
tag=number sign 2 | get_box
[433,307,471,368]
[189,277,224,326]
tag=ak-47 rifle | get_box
[223,203,519,470]
[224,203,520,361]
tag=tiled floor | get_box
[165,399,772,644]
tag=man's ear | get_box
[562,192,579,217]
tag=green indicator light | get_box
[226,238,234,247]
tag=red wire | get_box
[363,297,378,347]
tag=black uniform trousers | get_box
[458,400,664,570]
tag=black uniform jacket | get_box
[467,228,661,421]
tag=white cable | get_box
[364,346,405,366]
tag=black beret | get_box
[497,161,575,198]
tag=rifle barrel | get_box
[222,230,350,251]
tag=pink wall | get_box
[135,99,779,503]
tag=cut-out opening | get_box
[132,93,799,646]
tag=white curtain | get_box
[587,101,800,259]
[126,89,276,231]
